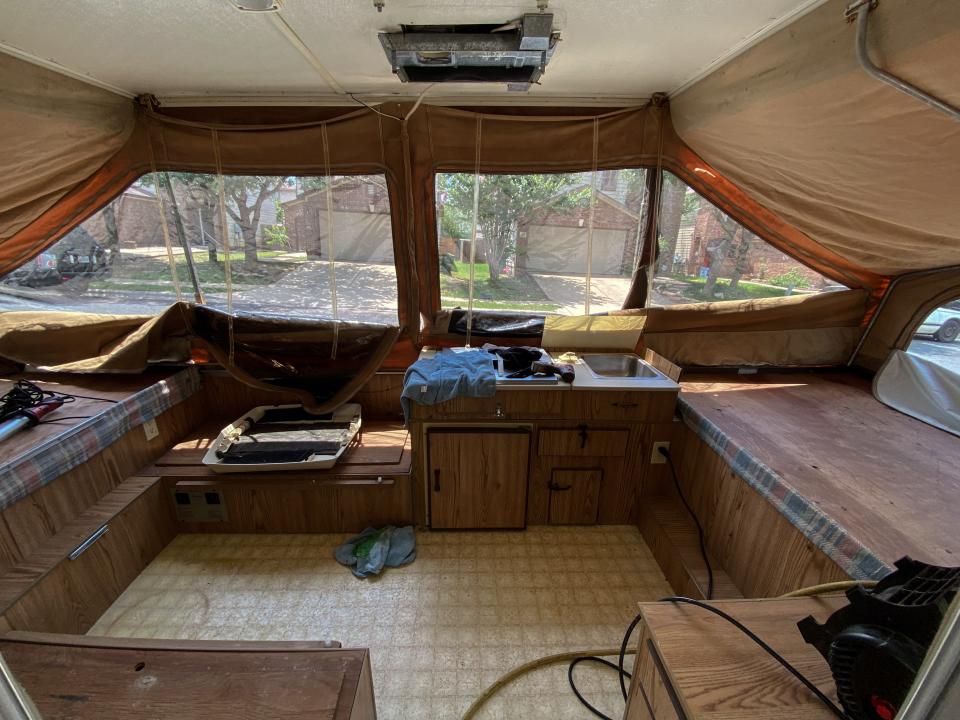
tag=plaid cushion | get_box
[677,395,890,581]
[0,367,200,511]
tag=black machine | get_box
[799,557,960,720]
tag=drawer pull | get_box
[612,401,639,408]
[578,424,588,449]
[433,469,441,493]
[548,481,572,492]
[69,524,109,560]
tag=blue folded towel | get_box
[400,348,496,423]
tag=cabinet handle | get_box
[433,469,441,493]
[69,524,109,560]
[578,424,589,449]
[613,401,639,408]
[548,481,572,492]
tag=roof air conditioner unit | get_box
[378,14,559,89]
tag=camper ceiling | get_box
[0,0,825,104]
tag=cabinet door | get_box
[548,468,601,525]
[428,431,529,529]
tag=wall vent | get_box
[379,14,559,89]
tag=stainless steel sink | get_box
[581,353,659,378]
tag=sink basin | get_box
[581,353,659,379]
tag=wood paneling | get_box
[170,477,414,534]
[563,390,676,422]
[626,623,681,720]
[0,371,181,464]
[409,390,565,420]
[199,370,405,422]
[0,477,168,613]
[428,430,530,529]
[639,496,742,600]
[626,597,846,720]
[680,372,960,567]
[538,428,628,457]
[0,391,204,577]
[548,468,601,525]
[0,634,373,720]
[667,423,850,597]
[2,479,177,634]
[530,423,644,526]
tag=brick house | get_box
[684,205,826,287]
[282,177,393,262]
[514,172,644,276]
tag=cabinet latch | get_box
[578,424,589,449]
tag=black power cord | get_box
[567,656,630,719]
[0,380,75,423]
[660,597,849,719]
[568,596,848,720]
[659,445,714,600]
[1,380,120,427]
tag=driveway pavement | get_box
[0,260,400,325]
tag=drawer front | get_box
[565,392,676,421]
[538,428,629,457]
[412,391,564,420]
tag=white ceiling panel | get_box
[0,0,825,103]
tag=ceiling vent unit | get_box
[378,14,559,88]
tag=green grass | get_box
[440,262,551,305]
[91,251,302,292]
[667,275,791,302]
[440,297,560,312]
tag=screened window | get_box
[655,172,844,305]
[436,169,649,315]
[0,173,398,324]
[907,300,960,371]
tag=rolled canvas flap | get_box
[0,53,135,265]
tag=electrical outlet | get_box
[143,418,159,441]
[650,441,670,464]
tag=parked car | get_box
[915,301,960,342]
[2,228,110,288]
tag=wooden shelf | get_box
[627,596,846,719]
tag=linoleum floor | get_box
[91,526,673,719]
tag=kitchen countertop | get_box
[417,348,680,393]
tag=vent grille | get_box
[379,14,559,88]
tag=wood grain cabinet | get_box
[533,425,635,525]
[548,468,602,524]
[428,429,530,529]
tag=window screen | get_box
[0,173,398,324]
[436,169,648,316]
[907,300,960,370]
[655,172,845,305]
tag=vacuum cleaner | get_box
[799,556,960,720]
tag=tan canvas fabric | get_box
[0,306,190,371]
[855,267,960,371]
[672,0,960,275]
[0,303,399,410]
[635,289,868,366]
[0,53,135,262]
[631,288,869,332]
[644,327,860,368]
[426,289,868,367]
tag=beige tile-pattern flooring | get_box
[91,526,672,719]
